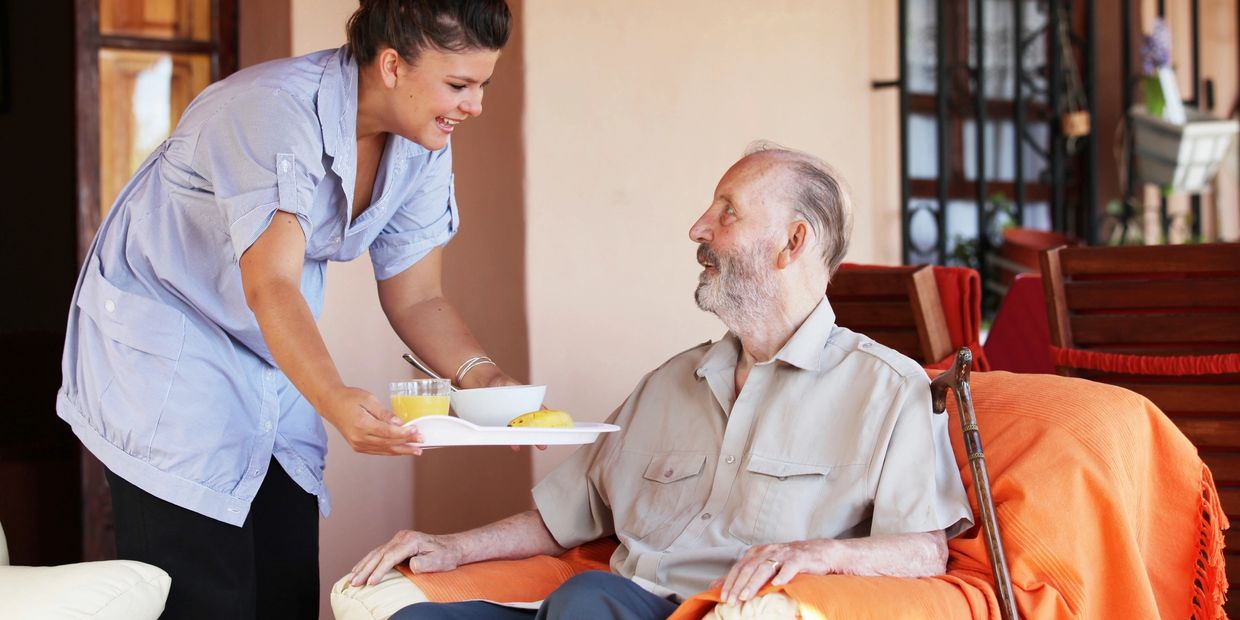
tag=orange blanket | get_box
[401,372,1226,619]
[675,372,1228,619]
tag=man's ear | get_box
[776,220,809,269]
[377,48,401,88]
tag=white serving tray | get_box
[404,415,619,448]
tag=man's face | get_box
[689,156,789,318]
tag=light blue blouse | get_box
[57,47,459,526]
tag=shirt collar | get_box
[693,296,837,378]
[317,46,357,168]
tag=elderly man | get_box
[349,144,972,619]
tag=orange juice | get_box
[391,394,450,422]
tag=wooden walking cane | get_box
[930,348,1019,620]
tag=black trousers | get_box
[106,459,319,620]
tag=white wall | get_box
[522,0,892,479]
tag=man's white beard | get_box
[694,241,781,327]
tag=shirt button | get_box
[701,513,712,520]
[250,468,261,477]
[664,469,674,478]
[331,235,341,244]
[860,342,872,349]
[725,455,736,464]
[104,299,116,313]
[262,421,273,433]
[278,160,291,173]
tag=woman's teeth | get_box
[436,117,460,130]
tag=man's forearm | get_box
[443,510,567,565]
[816,530,948,577]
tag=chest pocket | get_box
[618,452,707,542]
[729,454,865,544]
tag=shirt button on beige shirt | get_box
[533,297,973,600]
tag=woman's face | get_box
[387,47,500,151]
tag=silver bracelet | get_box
[454,356,496,387]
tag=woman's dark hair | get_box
[346,0,511,66]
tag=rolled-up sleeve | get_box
[191,88,321,260]
[369,143,460,280]
[870,379,974,539]
[531,409,622,549]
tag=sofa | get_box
[332,370,1227,620]
[0,520,170,619]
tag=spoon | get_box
[401,353,459,392]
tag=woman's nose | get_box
[461,92,483,118]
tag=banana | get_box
[507,409,575,428]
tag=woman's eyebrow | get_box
[448,75,492,87]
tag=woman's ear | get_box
[378,48,401,88]
[776,220,809,269]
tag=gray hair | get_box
[743,140,853,277]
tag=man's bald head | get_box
[740,142,853,278]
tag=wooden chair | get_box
[1040,243,1240,609]
[827,265,953,365]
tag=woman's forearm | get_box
[244,277,344,408]
[384,295,505,387]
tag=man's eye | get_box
[724,207,736,217]
[449,83,467,91]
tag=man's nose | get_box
[689,213,712,243]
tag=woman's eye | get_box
[449,83,467,91]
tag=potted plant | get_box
[1130,18,1238,193]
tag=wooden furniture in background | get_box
[827,265,953,365]
[1040,242,1240,612]
[74,0,237,562]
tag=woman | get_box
[56,1,515,617]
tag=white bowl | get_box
[450,384,547,427]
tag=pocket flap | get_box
[77,257,186,360]
[745,455,832,479]
[642,453,707,484]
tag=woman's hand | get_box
[348,530,463,586]
[319,386,423,456]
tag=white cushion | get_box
[0,560,170,620]
[331,570,428,620]
[704,593,800,619]
[0,521,9,566]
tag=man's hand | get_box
[720,540,830,606]
[719,531,949,605]
[348,530,462,586]
[320,386,423,456]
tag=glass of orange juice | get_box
[389,379,451,422]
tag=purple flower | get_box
[1140,18,1172,75]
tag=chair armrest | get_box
[331,570,429,620]
[0,561,170,620]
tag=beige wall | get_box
[522,0,895,479]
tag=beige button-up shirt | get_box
[532,297,973,599]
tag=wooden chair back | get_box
[827,265,953,365]
[1040,243,1240,606]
